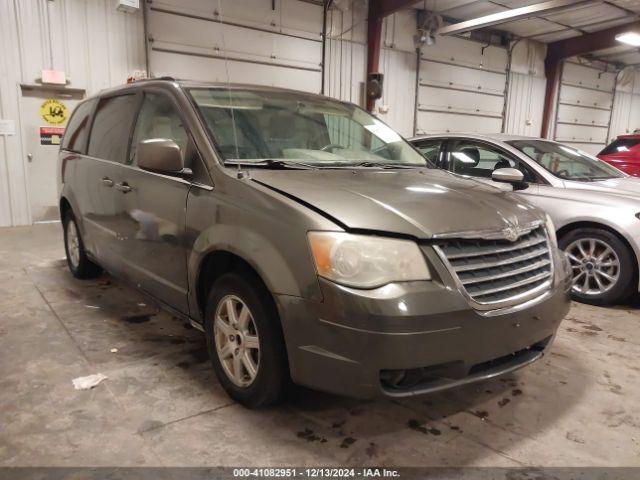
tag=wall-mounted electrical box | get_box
[116,0,139,13]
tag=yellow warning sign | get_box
[40,99,68,125]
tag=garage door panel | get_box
[416,111,502,135]
[555,124,608,145]
[562,62,616,92]
[557,104,611,128]
[149,11,321,70]
[147,0,322,93]
[420,61,506,95]
[421,37,507,73]
[151,49,321,92]
[418,85,504,117]
[151,0,321,39]
[559,85,613,110]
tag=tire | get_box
[62,211,102,279]
[204,271,288,408]
[559,228,635,306]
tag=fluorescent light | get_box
[616,31,640,47]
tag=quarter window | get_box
[87,94,139,163]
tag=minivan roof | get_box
[97,78,339,102]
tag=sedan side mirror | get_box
[492,168,528,191]
[137,139,191,177]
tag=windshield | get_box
[507,140,624,181]
[188,88,428,168]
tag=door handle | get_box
[27,154,33,163]
[101,177,114,187]
[114,182,132,193]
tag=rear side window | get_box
[88,94,139,163]
[600,138,640,155]
[61,99,96,153]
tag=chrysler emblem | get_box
[503,226,519,242]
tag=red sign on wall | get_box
[40,126,65,146]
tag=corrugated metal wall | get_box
[609,68,640,141]
[324,4,416,138]
[0,0,145,226]
[504,40,546,137]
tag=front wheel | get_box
[63,211,102,279]
[204,272,288,408]
[560,228,635,306]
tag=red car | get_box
[598,134,640,177]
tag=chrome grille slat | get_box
[461,258,551,285]
[444,236,547,260]
[452,246,549,273]
[468,270,551,297]
[436,227,553,307]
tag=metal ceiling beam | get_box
[546,20,640,62]
[437,0,595,36]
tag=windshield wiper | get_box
[349,162,423,169]
[225,159,318,170]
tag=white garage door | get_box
[146,0,323,93]
[416,36,507,135]
[554,61,616,155]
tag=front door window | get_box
[447,141,537,183]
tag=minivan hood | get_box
[249,168,543,239]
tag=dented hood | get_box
[249,168,544,239]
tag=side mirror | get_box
[137,139,190,177]
[492,168,528,191]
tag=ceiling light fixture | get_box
[615,31,640,47]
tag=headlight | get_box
[307,231,431,288]
[545,214,557,248]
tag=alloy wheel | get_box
[213,295,261,387]
[565,238,620,296]
[66,220,81,269]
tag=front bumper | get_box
[276,248,571,399]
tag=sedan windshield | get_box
[188,88,428,168]
[508,140,624,181]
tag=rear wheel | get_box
[560,228,634,305]
[204,271,288,408]
[63,211,102,279]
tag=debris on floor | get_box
[72,373,108,390]
[110,348,118,353]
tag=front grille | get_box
[435,226,553,306]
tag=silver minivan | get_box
[58,80,571,407]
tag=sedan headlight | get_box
[307,231,431,288]
[545,214,558,248]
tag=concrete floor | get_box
[1,223,639,467]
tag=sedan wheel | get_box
[566,238,621,297]
[559,227,634,305]
[213,295,261,388]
